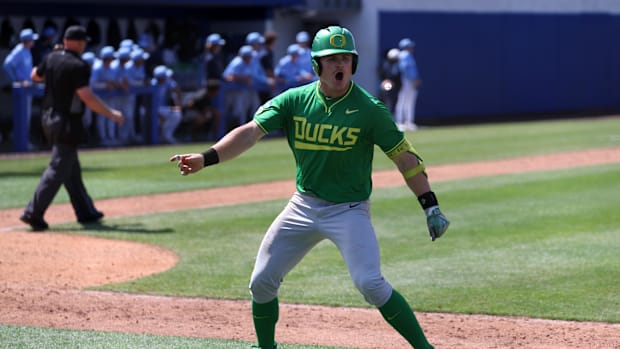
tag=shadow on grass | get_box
[0,169,48,178]
[59,221,174,235]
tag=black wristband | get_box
[417,191,438,210]
[201,148,220,167]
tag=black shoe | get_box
[78,211,104,224]
[20,213,49,231]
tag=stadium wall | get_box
[342,0,620,123]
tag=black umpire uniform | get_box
[20,26,116,231]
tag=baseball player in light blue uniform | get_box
[81,51,97,132]
[395,38,422,131]
[3,28,39,148]
[151,65,182,144]
[274,43,313,93]
[91,45,122,145]
[171,26,449,349]
[222,45,271,126]
[295,31,315,81]
[3,28,38,83]
[125,48,149,143]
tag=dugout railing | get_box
[11,83,162,152]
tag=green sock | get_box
[378,290,434,349]
[252,297,279,349]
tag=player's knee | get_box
[354,276,392,306]
[249,272,280,304]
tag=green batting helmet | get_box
[311,26,359,76]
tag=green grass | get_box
[1,117,619,348]
[0,325,352,349]
[63,162,617,323]
[0,116,618,209]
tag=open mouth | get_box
[335,72,343,81]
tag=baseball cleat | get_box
[20,213,49,231]
[78,211,104,224]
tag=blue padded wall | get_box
[379,11,620,122]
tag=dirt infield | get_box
[1,147,620,348]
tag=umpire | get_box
[20,25,123,231]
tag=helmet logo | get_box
[329,34,347,48]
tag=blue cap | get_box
[287,43,301,56]
[206,33,226,46]
[100,46,115,59]
[42,27,57,37]
[138,33,155,50]
[81,52,96,65]
[245,32,264,45]
[130,48,149,61]
[239,45,254,58]
[20,28,39,42]
[399,38,415,50]
[296,31,309,43]
[116,47,131,60]
[154,65,172,79]
[120,39,134,49]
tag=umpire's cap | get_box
[64,25,91,42]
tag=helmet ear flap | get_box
[352,55,358,74]
[312,57,321,76]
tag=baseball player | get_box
[3,28,39,149]
[395,38,422,131]
[91,45,122,146]
[274,43,313,93]
[170,26,449,349]
[125,48,150,143]
[295,30,315,81]
[151,65,182,144]
[222,45,273,127]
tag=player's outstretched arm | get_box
[393,152,450,241]
[169,153,205,176]
[170,120,266,176]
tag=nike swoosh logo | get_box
[253,315,272,320]
[387,311,402,321]
[345,108,359,115]
[349,202,361,208]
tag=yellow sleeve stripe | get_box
[385,139,423,161]
[402,163,426,179]
[385,139,412,159]
[253,119,269,134]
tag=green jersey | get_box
[254,81,416,203]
